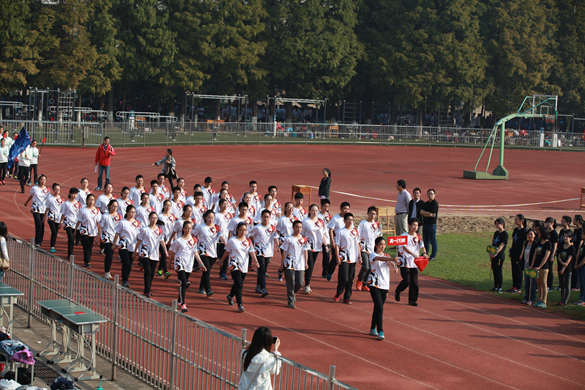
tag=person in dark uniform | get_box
[489,218,508,293]
[407,188,424,234]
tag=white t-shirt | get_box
[96,194,116,214]
[249,223,278,258]
[28,147,39,164]
[357,220,382,254]
[116,198,134,217]
[368,252,392,290]
[225,237,253,273]
[191,205,207,226]
[136,204,155,227]
[292,206,308,221]
[0,145,9,163]
[137,225,164,261]
[301,218,326,252]
[254,207,278,225]
[193,223,221,258]
[327,214,345,242]
[169,236,198,273]
[318,212,332,245]
[202,187,215,208]
[227,216,254,237]
[151,185,170,200]
[178,188,188,203]
[115,219,142,251]
[241,193,263,213]
[129,186,146,207]
[397,232,425,268]
[281,235,308,270]
[215,212,233,240]
[334,227,360,263]
[213,199,236,215]
[78,207,101,237]
[276,215,298,246]
[46,195,64,222]
[245,204,257,221]
[149,192,166,215]
[29,186,50,214]
[60,200,82,229]
[99,212,122,244]
[77,189,92,207]
[171,200,185,220]
[158,213,177,242]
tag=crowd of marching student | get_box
[19,166,430,341]
[488,214,585,308]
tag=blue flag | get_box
[8,128,31,169]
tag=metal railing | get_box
[4,236,357,390]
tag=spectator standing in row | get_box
[420,189,439,261]
[394,180,411,236]
[95,137,115,190]
[408,188,424,234]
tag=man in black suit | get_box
[408,187,424,234]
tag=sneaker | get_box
[238,304,245,313]
[409,301,418,307]
[333,294,340,302]
[287,302,295,309]
[304,285,312,294]
[356,281,363,291]
[515,289,522,294]
[261,289,269,297]
[156,270,163,277]
[121,281,130,288]
[144,292,152,298]
[321,273,327,278]
[369,328,378,337]
[84,263,91,269]
[186,281,191,288]
[576,301,585,306]
[198,288,206,295]
[395,291,400,302]
[526,301,532,306]
[105,272,112,280]
[362,284,370,292]
[227,294,234,306]
[343,299,352,305]
[255,285,262,294]
[265,272,269,278]
[326,273,332,281]
[378,331,385,340]
[521,299,527,304]
[428,257,435,262]
[496,288,503,294]
[277,271,283,282]
[507,287,517,293]
[180,304,188,313]
[100,248,105,255]
[489,287,497,292]
[206,290,214,298]
[554,286,561,291]
[219,273,228,280]
[571,288,579,291]
[94,187,102,191]
[50,248,57,253]
[164,271,172,279]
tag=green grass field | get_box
[384,231,585,321]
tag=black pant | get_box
[48,219,59,248]
[157,244,168,272]
[321,244,330,276]
[142,258,158,294]
[396,267,419,303]
[165,174,174,190]
[177,270,191,305]
[559,270,572,304]
[218,243,227,275]
[0,162,7,181]
[357,251,371,283]
[510,254,523,289]
[571,269,578,289]
[9,161,16,177]
[327,246,340,276]
[256,256,270,289]
[336,262,356,300]
[120,249,134,282]
[199,255,216,292]
[104,243,113,272]
[32,212,45,246]
[18,166,29,191]
[65,227,75,259]
[370,286,388,332]
[491,257,504,289]
[229,270,247,305]
[305,251,319,286]
[547,260,555,289]
[29,164,38,184]
[81,235,95,265]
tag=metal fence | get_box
[1,119,584,151]
[5,236,356,390]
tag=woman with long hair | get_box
[520,228,537,305]
[193,210,222,297]
[134,212,168,298]
[157,199,176,279]
[368,237,397,340]
[530,227,552,308]
[97,199,122,280]
[60,188,81,259]
[508,214,526,293]
[46,183,64,253]
[300,204,326,294]
[113,205,141,288]
[75,194,100,268]
[24,174,49,247]
[96,183,116,214]
[318,168,331,200]
[116,187,134,217]
[544,217,558,291]
[488,218,508,293]
[238,326,281,390]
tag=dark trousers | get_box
[165,174,174,190]
[29,164,38,184]
[9,161,17,177]
[218,243,227,275]
[199,255,216,292]
[120,249,134,282]
[157,244,168,272]
[256,256,270,289]
[104,243,113,272]
[423,224,437,259]
[357,251,371,283]
[327,247,340,276]
[305,251,319,286]
[571,269,578,289]
[47,219,59,248]
[32,212,45,246]
[229,270,247,305]
[396,267,419,303]
[491,257,504,289]
[510,254,523,289]
[370,286,388,332]
[18,166,29,191]
[547,261,554,289]
[177,270,191,305]
[0,162,7,181]
[65,227,75,259]
[142,258,158,294]
[81,235,95,265]
[321,244,330,276]
[559,270,572,304]
[285,269,303,303]
[336,262,356,300]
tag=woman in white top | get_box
[46,183,64,253]
[0,138,9,185]
[169,205,194,243]
[27,139,40,186]
[300,204,326,294]
[368,237,397,340]
[17,146,30,193]
[254,194,278,226]
[75,194,101,268]
[221,222,259,313]
[238,326,281,390]
[134,212,168,298]
[395,218,426,307]
[0,222,9,282]
[96,183,116,214]
[149,180,165,215]
[114,205,141,288]
[156,200,176,279]
[136,193,154,227]
[249,210,279,297]
[168,221,205,313]
[275,202,297,281]
[97,200,122,280]
[24,174,49,247]
[215,199,233,280]
[193,210,223,297]
[356,206,382,292]
[60,188,81,259]
[76,178,92,245]
[116,187,134,217]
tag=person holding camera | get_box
[238,326,281,390]
[151,149,176,189]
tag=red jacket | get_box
[95,144,115,166]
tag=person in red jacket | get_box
[95,137,115,190]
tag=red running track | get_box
[1,145,585,389]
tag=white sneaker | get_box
[105,272,112,280]
[304,286,312,294]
